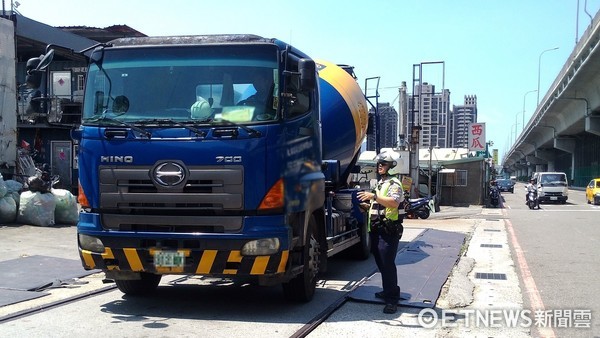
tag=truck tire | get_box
[115,273,162,296]
[282,216,320,302]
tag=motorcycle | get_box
[24,163,60,193]
[527,190,539,210]
[489,186,500,207]
[403,191,433,219]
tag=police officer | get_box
[357,151,405,314]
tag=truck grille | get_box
[543,192,563,197]
[98,165,244,232]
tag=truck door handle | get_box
[104,129,129,139]
[213,128,239,138]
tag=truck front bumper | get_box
[77,213,291,278]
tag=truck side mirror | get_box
[298,59,316,91]
[90,47,104,67]
[37,49,54,71]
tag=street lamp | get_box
[537,47,559,105]
[522,89,537,130]
[514,111,522,142]
[510,122,517,146]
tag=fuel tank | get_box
[316,60,369,182]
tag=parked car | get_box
[496,179,514,193]
[586,178,600,205]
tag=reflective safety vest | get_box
[368,176,403,230]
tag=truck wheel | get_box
[349,222,371,260]
[115,273,162,296]
[282,216,320,302]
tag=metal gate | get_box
[50,140,72,190]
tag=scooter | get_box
[403,191,433,219]
[527,190,539,210]
[489,186,500,207]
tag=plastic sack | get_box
[51,188,79,225]
[17,191,56,227]
[4,179,24,193]
[0,195,17,224]
[0,175,7,198]
[4,180,23,208]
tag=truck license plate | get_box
[550,197,558,201]
[154,251,185,268]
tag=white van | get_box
[532,172,568,203]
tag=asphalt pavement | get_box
[0,205,533,337]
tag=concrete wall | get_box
[0,17,17,170]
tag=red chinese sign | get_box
[468,123,486,151]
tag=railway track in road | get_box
[0,282,117,324]
[0,271,370,338]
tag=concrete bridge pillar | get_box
[554,137,576,181]
[526,155,545,176]
[535,164,547,173]
[534,149,556,171]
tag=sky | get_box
[11,0,600,163]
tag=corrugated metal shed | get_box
[13,13,99,59]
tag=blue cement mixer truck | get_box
[36,35,372,302]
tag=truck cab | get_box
[532,172,568,203]
[63,35,370,302]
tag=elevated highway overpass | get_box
[503,11,600,187]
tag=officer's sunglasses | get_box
[377,161,389,167]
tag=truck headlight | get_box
[79,234,105,253]
[242,238,280,256]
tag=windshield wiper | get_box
[218,119,262,137]
[138,119,206,137]
[85,114,152,139]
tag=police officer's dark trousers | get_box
[370,227,401,304]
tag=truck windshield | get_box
[540,174,567,186]
[82,45,280,126]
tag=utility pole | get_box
[428,145,433,197]
[409,61,445,198]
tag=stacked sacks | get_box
[0,174,19,224]
[0,173,79,226]
[51,188,79,224]
[4,179,23,207]
[17,188,79,227]
[17,190,56,226]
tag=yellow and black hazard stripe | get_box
[80,247,289,276]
